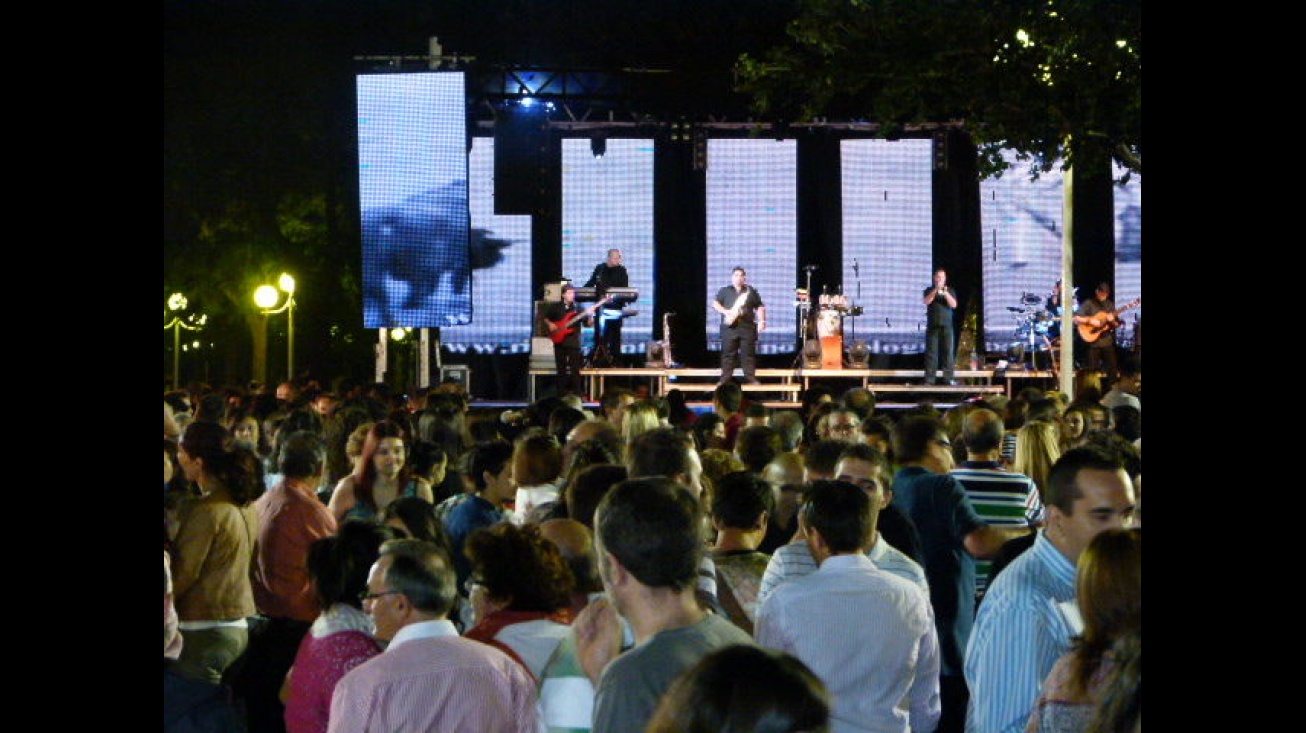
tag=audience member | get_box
[645,645,831,733]
[327,539,539,732]
[734,424,782,474]
[756,479,940,733]
[759,452,806,554]
[759,451,928,607]
[327,420,433,523]
[708,471,775,634]
[574,477,754,733]
[565,463,629,529]
[172,421,263,684]
[241,431,339,733]
[436,440,516,591]
[769,409,806,452]
[890,415,1030,733]
[511,432,565,525]
[1026,528,1142,733]
[965,447,1136,733]
[380,496,453,554]
[164,552,245,733]
[949,409,1045,609]
[463,522,576,680]
[282,521,395,733]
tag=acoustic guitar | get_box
[1076,298,1140,343]
[546,295,612,344]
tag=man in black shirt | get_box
[541,284,597,397]
[922,268,957,385]
[584,248,630,365]
[712,267,766,385]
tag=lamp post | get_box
[254,273,296,382]
[163,292,206,388]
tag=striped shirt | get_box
[964,531,1078,733]
[328,619,540,733]
[950,462,1044,601]
[758,535,929,607]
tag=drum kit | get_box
[1007,291,1061,368]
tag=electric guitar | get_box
[547,295,612,344]
[1076,298,1140,342]
[723,287,751,327]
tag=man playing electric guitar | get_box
[1073,281,1132,381]
[541,284,609,397]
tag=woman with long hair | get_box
[1026,527,1141,732]
[1012,419,1063,500]
[171,420,264,684]
[327,419,433,523]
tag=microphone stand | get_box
[795,266,817,370]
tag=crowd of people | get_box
[164,367,1140,733]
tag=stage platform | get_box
[524,365,1059,408]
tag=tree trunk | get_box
[248,312,269,386]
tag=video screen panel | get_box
[440,136,534,354]
[1113,164,1142,351]
[704,138,799,353]
[979,152,1066,356]
[840,138,934,354]
[356,72,470,328]
[561,138,656,354]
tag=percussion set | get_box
[1007,291,1061,344]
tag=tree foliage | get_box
[735,0,1141,180]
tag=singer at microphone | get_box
[922,267,957,385]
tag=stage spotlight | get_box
[645,340,666,368]
[802,339,823,369]
[591,136,607,158]
[847,340,870,368]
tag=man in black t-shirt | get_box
[584,248,630,365]
[712,267,766,385]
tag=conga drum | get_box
[817,308,843,369]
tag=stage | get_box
[521,365,1058,409]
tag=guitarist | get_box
[1073,281,1120,381]
[541,283,595,397]
[712,267,767,385]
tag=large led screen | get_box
[840,138,934,355]
[561,138,656,354]
[440,136,533,354]
[704,138,798,353]
[357,72,471,329]
[979,152,1066,356]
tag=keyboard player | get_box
[583,248,631,365]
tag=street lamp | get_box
[163,292,206,388]
[255,273,296,382]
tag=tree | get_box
[734,0,1141,180]
[735,0,1140,391]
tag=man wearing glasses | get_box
[329,539,539,732]
[889,416,1033,733]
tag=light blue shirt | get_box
[756,553,941,733]
[964,531,1078,733]
[758,535,929,606]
